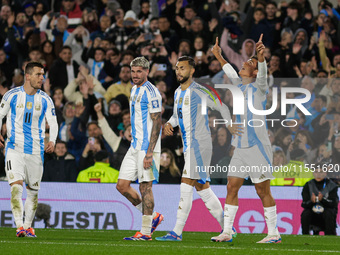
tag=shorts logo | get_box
[26,102,32,110]
[32,182,39,187]
[9,172,14,179]
[152,100,159,109]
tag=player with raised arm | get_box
[116,57,163,241]
[0,62,58,237]
[156,56,242,241]
[210,35,281,243]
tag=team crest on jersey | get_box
[26,102,32,109]
[137,96,141,102]
[179,98,183,105]
[35,103,41,111]
[17,103,24,108]
[1,103,4,108]
[133,95,137,101]
[152,100,159,109]
[184,97,189,105]
[175,99,177,104]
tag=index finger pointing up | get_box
[215,37,219,46]
[259,33,263,42]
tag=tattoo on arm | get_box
[147,112,161,155]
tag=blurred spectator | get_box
[104,64,132,104]
[274,128,293,154]
[77,150,119,183]
[220,28,255,71]
[272,150,287,167]
[95,103,131,170]
[132,0,158,30]
[49,45,80,91]
[41,40,57,71]
[43,140,78,182]
[60,0,83,32]
[301,163,338,235]
[159,148,181,184]
[271,148,313,186]
[64,25,90,65]
[90,15,111,40]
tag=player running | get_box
[210,34,281,243]
[0,62,58,237]
[116,57,163,241]
[156,56,242,241]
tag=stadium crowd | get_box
[0,0,338,187]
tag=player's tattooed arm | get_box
[143,112,161,169]
[147,112,161,155]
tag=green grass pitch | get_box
[1,228,340,255]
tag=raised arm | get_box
[255,34,268,94]
[211,37,241,86]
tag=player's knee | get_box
[116,182,127,194]
[226,183,239,196]
[255,188,266,199]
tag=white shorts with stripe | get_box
[5,148,43,190]
[228,145,274,184]
[119,147,160,182]
[182,144,212,183]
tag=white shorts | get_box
[119,147,160,182]
[182,144,212,183]
[228,145,274,184]
[5,148,43,190]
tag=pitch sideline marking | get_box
[0,240,339,253]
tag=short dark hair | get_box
[87,121,99,130]
[94,150,109,162]
[316,95,327,103]
[121,64,131,70]
[59,45,72,54]
[25,62,44,74]
[94,47,106,54]
[178,56,196,68]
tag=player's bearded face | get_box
[29,67,44,89]
[176,63,191,84]
[131,66,148,85]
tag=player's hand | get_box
[0,134,4,148]
[318,192,323,202]
[45,141,55,153]
[164,122,174,136]
[211,37,222,57]
[143,152,153,169]
[227,124,243,136]
[256,34,265,62]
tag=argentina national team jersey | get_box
[130,81,162,152]
[222,61,271,149]
[167,81,231,183]
[0,86,57,156]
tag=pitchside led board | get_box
[0,182,339,235]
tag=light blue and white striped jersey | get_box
[130,81,162,152]
[0,86,58,156]
[168,81,231,153]
[222,61,271,149]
